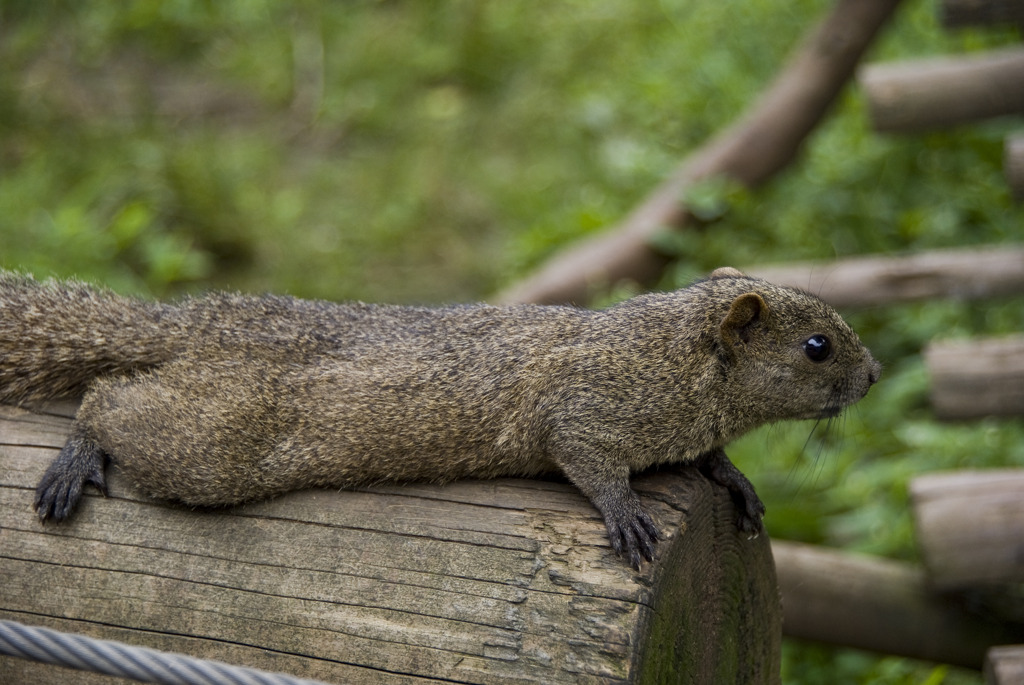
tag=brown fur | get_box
[2,269,881,567]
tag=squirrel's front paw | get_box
[599,498,661,570]
[698,448,766,537]
[561,464,662,569]
[734,491,766,538]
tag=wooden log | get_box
[941,0,1024,28]
[911,470,1024,592]
[1008,135,1024,202]
[859,47,1024,132]
[772,540,1024,669]
[924,335,1024,420]
[986,646,1024,685]
[0,403,782,684]
[495,0,904,306]
[746,244,1024,309]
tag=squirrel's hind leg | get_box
[34,427,108,522]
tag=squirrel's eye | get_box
[803,334,831,362]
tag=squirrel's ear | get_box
[720,292,766,346]
[709,267,746,280]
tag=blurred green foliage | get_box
[2,1,1022,682]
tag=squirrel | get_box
[1,267,881,568]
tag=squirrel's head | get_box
[707,267,881,423]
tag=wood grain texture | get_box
[0,403,781,684]
[924,335,1024,420]
[747,245,1024,309]
[911,470,1024,591]
[859,47,1024,132]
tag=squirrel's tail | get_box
[0,272,182,405]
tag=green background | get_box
[2,1,1022,682]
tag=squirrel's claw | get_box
[735,493,767,538]
[598,495,661,570]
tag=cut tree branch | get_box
[860,47,1024,133]
[773,540,1024,669]
[924,335,1024,420]
[497,0,904,305]
[746,244,1024,308]
[911,469,1024,590]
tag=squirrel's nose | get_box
[867,357,882,385]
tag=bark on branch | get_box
[496,0,904,306]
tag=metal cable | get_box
[0,619,333,685]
